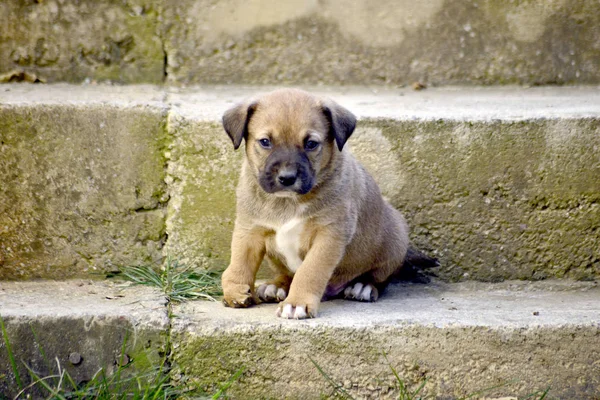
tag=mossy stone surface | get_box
[164,118,242,271]
[377,119,600,281]
[169,282,600,398]
[0,281,169,398]
[166,118,600,281]
[0,105,169,279]
[0,0,164,83]
[1,0,599,85]
[163,0,600,86]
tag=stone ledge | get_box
[171,280,600,399]
[0,280,169,397]
[3,84,599,120]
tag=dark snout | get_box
[259,149,315,195]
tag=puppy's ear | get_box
[222,101,258,150]
[322,100,357,151]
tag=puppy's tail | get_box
[393,246,439,283]
[403,246,439,270]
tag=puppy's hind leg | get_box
[343,262,399,302]
[343,280,382,302]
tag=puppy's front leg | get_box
[277,230,345,319]
[222,226,266,308]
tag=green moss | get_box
[165,121,242,271]
[0,0,164,83]
[373,118,600,281]
[0,105,168,279]
[163,0,600,86]
[172,332,279,395]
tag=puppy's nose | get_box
[278,172,297,187]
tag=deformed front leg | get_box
[222,226,266,308]
[277,227,346,319]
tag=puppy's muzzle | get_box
[259,149,314,195]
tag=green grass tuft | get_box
[383,353,428,400]
[120,258,222,302]
[14,358,183,400]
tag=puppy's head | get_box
[222,89,356,196]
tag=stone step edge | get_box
[2,84,600,122]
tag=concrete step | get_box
[0,280,169,397]
[2,1,600,86]
[2,279,598,398]
[1,84,599,282]
[171,279,600,399]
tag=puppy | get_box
[221,88,424,319]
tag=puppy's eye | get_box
[258,138,272,149]
[305,140,320,151]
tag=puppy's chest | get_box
[269,217,307,273]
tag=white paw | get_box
[344,282,378,302]
[257,283,288,303]
[276,288,287,301]
[276,303,308,319]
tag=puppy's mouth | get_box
[258,154,315,196]
[258,167,315,195]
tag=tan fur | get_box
[221,89,409,318]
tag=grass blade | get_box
[309,356,356,400]
[0,316,22,390]
[211,367,245,400]
[22,362,67,400]
[459,380,514,400]
[520,387,551,400]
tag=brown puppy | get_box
[221,88,411,319]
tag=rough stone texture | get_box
[171,280,600,399]
[165,86,600,282]
[163,117,241,271]
[2,0,599,86]
[1,84,599,281]
[0,280,169,398]
[380,118,600,282]
[0,0,164,84]
[163,0,600,86]
[0,97,169,279]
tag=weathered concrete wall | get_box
[1,0,600,85]
[0,0,164,84]
[0,105,169,279]
[163,0,600,86]
[164,117,242,272]
[174,326,600,399]
[380,119,600,282]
